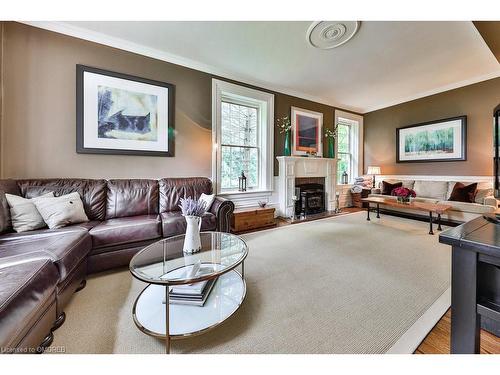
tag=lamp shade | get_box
[367,166,381,175]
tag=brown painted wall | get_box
[274,94,335,174]
[0,22,349,180]
[364,77,500,176]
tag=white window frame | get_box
[212,79,274,204]
[335,110,363,184]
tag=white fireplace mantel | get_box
[276,156,337,218]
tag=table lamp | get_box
[367,166,381,188]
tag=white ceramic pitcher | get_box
[183,215,202,254]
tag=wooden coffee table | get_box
[361,197,452,235]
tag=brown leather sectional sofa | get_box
[0,177,234,354]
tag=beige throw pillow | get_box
[5,192,54,232]
[33,192,89,229]
[198,193,216,212]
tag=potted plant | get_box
[325,124,339,158]
[391,186,416,204]
[179,197,207,254]
[277,115,292,156]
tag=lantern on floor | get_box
[238,171,247,192]
[342,170,348,185]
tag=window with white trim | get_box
[335,111,363,184]
[221,100,259,190]
[212,79,274,196]
[337,120,353,183]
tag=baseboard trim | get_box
[386,286,451,354]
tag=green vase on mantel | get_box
[284,130,291,156]
[327,137,335,158]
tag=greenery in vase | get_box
[276,115,291,134]
[325,123,339,139]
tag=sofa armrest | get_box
[483,196,499,208]
[210,196,235,233]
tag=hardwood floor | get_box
[415,309,500,354]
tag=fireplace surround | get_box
[277,156,337,218]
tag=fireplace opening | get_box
[295,182,325,217]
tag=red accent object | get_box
[391,186,416,198]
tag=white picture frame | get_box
[291,107,323,156]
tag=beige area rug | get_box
[50,212,451,354]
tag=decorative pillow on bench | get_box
[5,192,54,232]
[33,192,89,229]
[448,182,477,203]
[381,181,403,195]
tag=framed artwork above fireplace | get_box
[291,107,323,156]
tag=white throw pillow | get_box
[33,192,89,229]
[198,193,216,212]
[5,192,54,232]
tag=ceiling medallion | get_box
[307,21,360,49]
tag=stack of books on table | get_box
[169,277,217,307]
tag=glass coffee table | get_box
[129,231,248,354]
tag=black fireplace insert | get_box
[295,183,325,216]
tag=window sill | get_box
[218,190,273,198]
[218,190,274,209]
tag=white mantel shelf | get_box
[276,156,337,218]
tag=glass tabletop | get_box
[129,231,248,285]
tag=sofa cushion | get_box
[413,180,448,200]
[161,211,216,238]
[18,179,107,221]
[448,182,477,203]
[0,222,99,243]
[381,181,402,195]
[378,179,415,190]
[33,192,89,229]
[90,214,161,249]
[0,179,21,234]
[0,229,92,282]
[106,180,159,219]
[0,258,58,350]
[199,193,216,212]
[159,177,213,213]
[475,187,495,205]
[5,192,54,232]
[438,200,496,214]
[446,181,493,204]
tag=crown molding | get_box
[363,70,500,113]
[19,21,500,115]
[20,21,357,111]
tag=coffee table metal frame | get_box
[129,231,248,354]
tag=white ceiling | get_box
[30,21,500,113]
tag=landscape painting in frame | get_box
[396,116,467,163]
[77,65,175,156]
[291,107,323,156]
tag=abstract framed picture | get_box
[76,65,175,156]
[396,115,467,163]
[291,107,323,156]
